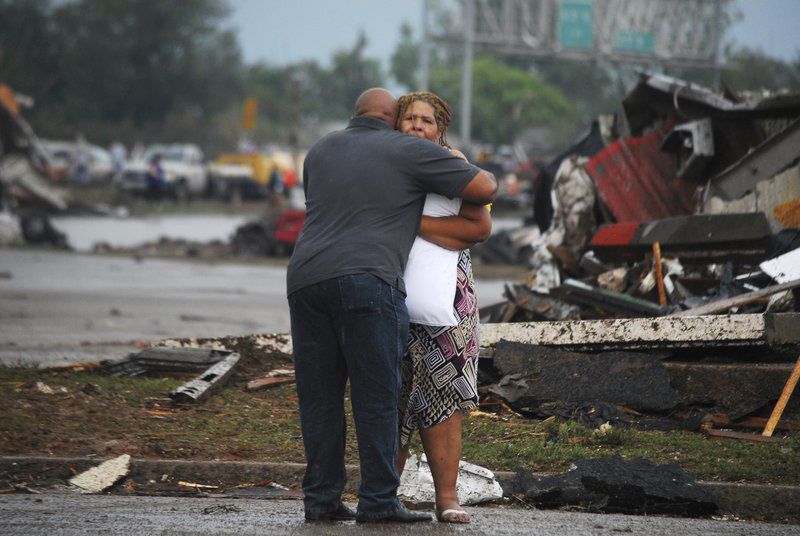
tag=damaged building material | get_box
[505,455,717,516]
[707,116,800,201]
[246,368,295,392]
[488,341,678,414]
[69,454,131,494]
[552,278,667,317]
[398,453,503,506]
[660,118,714,181]
[589,213,773,262]
[762,354,800,437]
[170,351,241,403]
[481,313,800,351]
[105,346,233,377]
[671,278,800,317]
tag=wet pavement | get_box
[0,494,794,535]
[0,248,508,366]
[0,249,291,366]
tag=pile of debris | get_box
[0,84,70,249]
[477,72,800,322]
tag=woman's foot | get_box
[435,504,470,524]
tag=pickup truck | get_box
[121,144,207,201]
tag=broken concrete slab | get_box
[69,454,131,494]
[489,341,678,413]
[515,455,717,516]
[480,313,800,351]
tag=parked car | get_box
[121,144,207,201]
[41,140,115,182]
[207,152,298,202]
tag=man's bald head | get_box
[354,88,398,127]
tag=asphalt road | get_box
[0,494,795,535]
[0,248,508,367]
[0,249,291,366]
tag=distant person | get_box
[73,136,90,183]
[110,142,127,178]
[268,164,284,206]
[286,88,496,523]
[146,154,165,200]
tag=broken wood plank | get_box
[653,242,667,306]
[480,313,800,351]
[709,415,800,432]
[705,428,786,443]
[246,376,296,392]
[169,352,241,403]
[763,355,800,437]
[670,279,800,317]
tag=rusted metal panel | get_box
[479,314,795,350]
[586,129,695,223]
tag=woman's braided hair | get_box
[396,92,453,148]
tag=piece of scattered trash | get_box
[202,504,242,515]
[398,453,503,505]
[35,381,67,395]
[69,454,131,493]
[178,481,219,490]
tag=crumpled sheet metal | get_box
[586,129,695,223]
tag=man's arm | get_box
[419,202,492,250]
[458,169,497,205]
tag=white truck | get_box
[121,144,207,201]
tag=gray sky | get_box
[227,0,800,68]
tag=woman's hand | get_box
[419,202,492,250]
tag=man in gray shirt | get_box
[287,88,496,523]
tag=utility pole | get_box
[419,0,430,91]
[461,0,475,148]
[712,0,723,90]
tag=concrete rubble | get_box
[69,454,131,494]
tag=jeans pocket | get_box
[339,274,383,315]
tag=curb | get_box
[1,456,798,523]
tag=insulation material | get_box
[398,453,503,505]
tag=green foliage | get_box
[0,0,61,98]
[429,56,579,144]
[390,22,419,90]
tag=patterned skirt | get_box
[399,249,480,447]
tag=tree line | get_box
[1,0,798,156]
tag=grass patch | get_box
[3,362,799,484]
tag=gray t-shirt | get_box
[286,115,481,296]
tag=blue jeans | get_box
[288,274,409,518]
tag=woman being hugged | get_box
[396,92,492,524]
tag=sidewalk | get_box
[2,456,797,523]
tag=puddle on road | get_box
[51,214,257,251]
